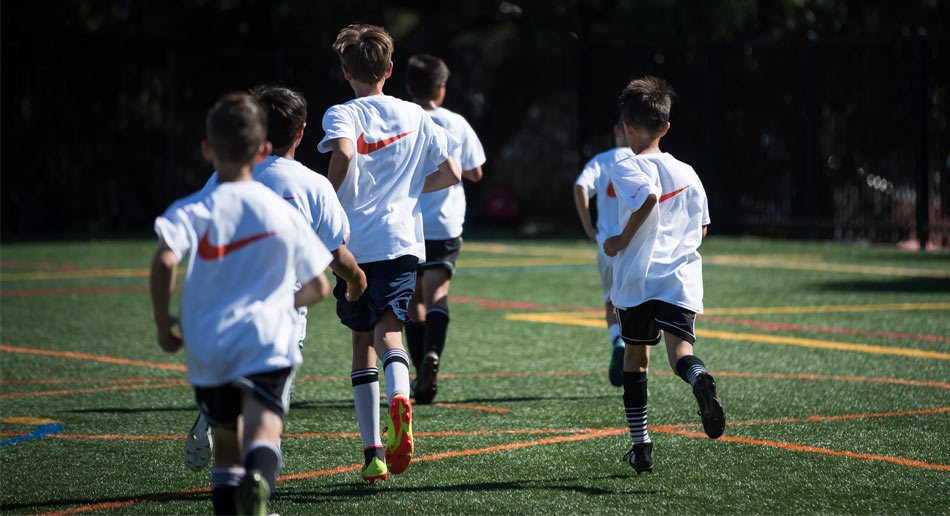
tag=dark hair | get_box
[251,85,307,155]
[332,24,394,83]
[618,76,675,133]
[205,92,267,164]
[405,54,450,101]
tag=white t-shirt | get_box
[154,181,332,387]
[607,152,710,313]
[418,107,486,239]
[201,157,350,252]
[575,146,634,248]
[317,95,459,263]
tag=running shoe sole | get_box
[693,373,726,439]
[184,412,213,471]
[385,395,413,474]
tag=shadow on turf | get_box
[64,405,197,414]
[289,393,618,411]
[0,491,208,513]
[278,474,661,503]
[812,277,950,293]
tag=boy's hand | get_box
[585,228,598,244]
[603,236,624,257]
[157,316,183,353]
[346,268,367,301]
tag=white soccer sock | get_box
[351,368,382,448]
[381,348,411,402]
[608,323,621,344]
[625,406,652,445]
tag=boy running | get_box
[150,93,332,514]
[573,123,633,387]
[185,85,366,472]
[603,76,725,474]
[318,24,461,483]
[404,54,486,404]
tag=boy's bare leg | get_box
[240,394,284,490]
[209,426,243,515]
[664,331,725,439]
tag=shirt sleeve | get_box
[457,118,486,171]
[293,211,333,285]
[310,177,350,251]
[317,105,354,154]
[610,160,660,213]
[153,203,194,260]
[198,172,218,196]
[423,115,460,167]
[575,158,599,198]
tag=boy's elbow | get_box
[464,166,483,182]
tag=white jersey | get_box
[154,181,332,387]
[607,152,710,313]
[317,95,459,263]
[201,157,350,252]
[575,146,634,248]
[418,107,486,239]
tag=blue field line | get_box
[0,423,64,446]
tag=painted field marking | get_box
[704,302,950,316]
[0,382,186,400]
[1,285,151,297]
[703,316,950,343]
[0,417,64,446]
[0,345,185,371]
[506,311,950,360]
[704,254,950,278]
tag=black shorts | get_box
[615,300,697,346]
[334,255,418,332]
[418,237,462,277]
[194,367,295,430]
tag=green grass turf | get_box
[1,236,949,514]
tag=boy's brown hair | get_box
[406,54,450,101]
[332,24,394,84]
[251,85,307,155]
[618,76,675,133]
[205,92,267,164]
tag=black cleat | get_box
[692,372,726,439]
[622,442,654,474]
[411,355,439,405]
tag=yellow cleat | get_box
[385,394,414,474]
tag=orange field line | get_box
[432,402,512,412]
[0,382,185,400]
[0,378,180,385]
[653,427,950,471]
[0,345,185,371]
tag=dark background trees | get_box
[2,1,947,246]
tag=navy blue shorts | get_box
[334,255,418,332]
[615,300,697,346]
[419,237,462,277]
[194,367,295,430]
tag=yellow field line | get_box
[506,311,950,360]
[705,255,950,278]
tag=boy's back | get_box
[156,180,331,386]
[609,152,709,313]
[318,95,457,263]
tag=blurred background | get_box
[2,0,948,248]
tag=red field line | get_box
[453,296,601,312]
[662,406,950,429]
[654,427,950,471]
[0,382,185,400]
[0,345,185,371]
[0,260,80,271]
[35,486,211,516]
[707,371,950,390]
[704,316,950,343]
[0,285,151,297]
[0,378,177,385]
[432,402,512,412]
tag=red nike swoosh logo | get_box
[356,131,414,154]
[606,182,617,198]
[197,229,276,260]
[659,185,689,203]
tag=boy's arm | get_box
[294,274,331,308]
[327,138,355,191]
[422,157,462,193]
[603,194,658,257]
[573,185,597,243]
[329,242,367,301]
[462,166,483,182]
[149,242,183,353]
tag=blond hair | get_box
[332,24,394,83]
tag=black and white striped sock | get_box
[623,371,651,445]
[675,355,709,386]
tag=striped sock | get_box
[381,348,411,401]
[351,367,382,449]
[675,355,709,386]
[623,371,651,445]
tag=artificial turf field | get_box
[1,236,948,515]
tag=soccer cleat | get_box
[692,372,726,439]
[411,355,439,404]
[236,470,269,516]
[385,394,414,474]
[608,338,625,387]
[360,446,388,484]
[622,442,654,474]
[185,412,213,471]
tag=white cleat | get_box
[184,412,213,471]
